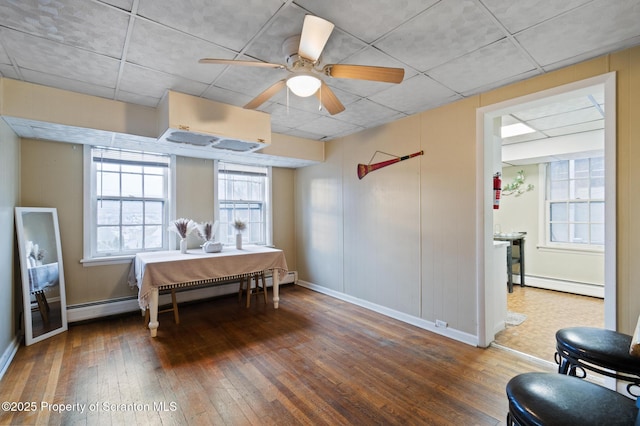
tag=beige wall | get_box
[0,118,20,358]
[19,139,297,306]
[295,45,640,337]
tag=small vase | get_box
[180,238,187,254]
[235,233,242,250]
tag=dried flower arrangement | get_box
[232,219,246,233]
[197,220,219,242]
[168,218,197,239]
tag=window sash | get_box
[86,147,171,259]
[546,158,604,248]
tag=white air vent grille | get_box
[166,131,220,146]
[212,139,262,152]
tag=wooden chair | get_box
[238,272,268,308]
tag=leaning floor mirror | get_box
[15,207,68,345]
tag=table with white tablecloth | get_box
[129,245,288,337]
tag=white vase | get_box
[180,238,187,254]
[235,233,242,250]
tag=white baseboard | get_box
[513,275,604,298]
[0,336,21,381]
[67,271,298,323]
[296,280,479,347]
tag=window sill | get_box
[536,245,604,255]
[80,255,135,267]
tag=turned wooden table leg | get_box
[149,288,159,337]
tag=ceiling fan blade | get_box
[316,81,345,115]
[244,80,287,110]
[324,64,405,83]
[298,15,335,62]
[199,58,285,69]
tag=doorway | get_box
[476,73,617,353]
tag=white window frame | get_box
[538,158,605,253]
[214,161,273,247]
[82,146,175,265]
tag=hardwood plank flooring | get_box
[0,285,553,425]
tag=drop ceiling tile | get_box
[137,0,284,52]
[368,74,458,115]
[375,0,505,72]
[319,29,369,66]
[544,120,604,136]
[329,98,402,127]
[428,38,536,94]
[214,65,288,97]
[201,85,254,107]
[480,0,592,34]
[116,90,161,108]
[244,5,307,64]
[101,0,134,11]
[262,103,325,130]
[118,63,210,100]
[512,96,602,121]
[127,19,234,84]
[294,0,438,43]
[3,30,120,88]
[528,108,604,130]
[516,0,640,66]
[0,64,19,80]
[296,115,362,139]
[0,0,129,58]
[0,40,11,65]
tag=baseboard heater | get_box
[67,271,298,323]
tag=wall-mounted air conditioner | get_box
[157,91,271,154]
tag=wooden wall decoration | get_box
[357,150,424,179]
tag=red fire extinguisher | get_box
[493,172,501,210]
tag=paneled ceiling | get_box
[0,0,639,143]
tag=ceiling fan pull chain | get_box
[286,86,290,114]
[318,84,322,111]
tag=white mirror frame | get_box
[15,207,68,345]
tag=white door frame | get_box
[476,72,617,348]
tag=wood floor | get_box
[0,285,554,425]
[493,285,604,362]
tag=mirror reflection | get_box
[15,207,68,345]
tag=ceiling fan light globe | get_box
[286,75,321,97]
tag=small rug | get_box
[506,311,527,326]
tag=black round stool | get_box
[506,372,638,426]
[555,327,640,396]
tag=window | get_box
[546,157,604,247]
[84,147,172,260]
[216,162,271,246]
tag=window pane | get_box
[590,157,605,178]
[100,171,120,196]
[571,224,589,244]
[550,203,567,221]
[145,225,163,249]
[97,200,120,225]
[570,178,589,199]
[590,177,605,198]
[573,158,590,179]
[551,223,568,242]
[591,224,605,245]
[569,202,588,222]
[97,226,120,252]
[122,173,143,197]
[145,201,163,225]
[550,180,568,200]
[590,202,605,222]
[144,175,164,198]
[550,161,568,180]
[122,201,143,224]
[122,226,143,250]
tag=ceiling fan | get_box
[199,15,405,115]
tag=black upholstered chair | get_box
[555,327,640,396]
[506,372,638,426]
